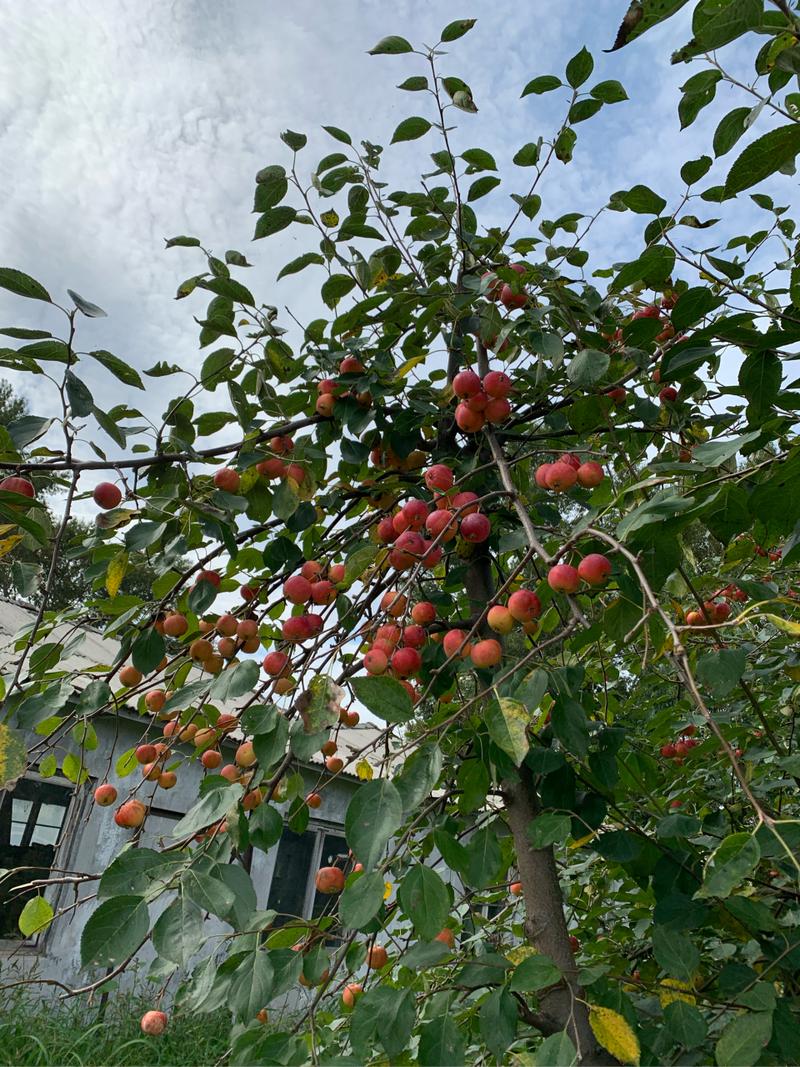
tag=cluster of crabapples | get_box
[660,724,700,766]
[683,598,732,628]
[452,367,513,432]
[534,453,605,493]
[315,355,372,418]
[375,463,491,565]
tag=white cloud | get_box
[0,0,780,481]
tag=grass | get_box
[0,990,232,1066]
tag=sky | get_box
[0,0,777,492]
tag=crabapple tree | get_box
[2,4,800,1065]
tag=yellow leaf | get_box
[0,722,28,789]
[106,550,128,598]
[659,978,696,1007]
[569,830,598,850]
[589,1006,640,1066]
[0,532,24,557]
[383,881,392,900]
[0,523,17,535]
[356,758,374,781]
[763,613,800,636]
[395,354,427,378]
[504,944,537,965]
[320,209,339,228]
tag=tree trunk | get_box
[503,764,606,1062]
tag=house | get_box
[0,596,381,993]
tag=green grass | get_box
[0,991,232,1066]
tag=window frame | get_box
[0,769,82,952]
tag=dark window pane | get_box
[311,834,348,921]
[266,827,315,926]
[0,779,71,939]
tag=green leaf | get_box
[566,348,609,387]
[395,745,443,815]
[569,98,603,124]
[229,949,274,1023]
[172,784,244,839]
[513,142,540,167]
[565,47,593,88]
[280,129,306,151]
[131,627,166,675]
[652,926,699,982]
[350,675,413,723]
[617,493,695,539]
[461,148,497,171]
[7,415,54,448]
[551,699,590,759]
[468,175,501,201]
[696,649,746,698]
[181,863,237,920]
[725,124,800,197]
[486,697,529,765]
[713,106,751,157]
[465,825,502,889]
[694,0,763,51]
[695,832,760,900]
[345,779,403,870]
[352,986,415,1060]
[397,865,450,940]
[397,76,428,91]
[615,184,667,215]
[611,244,676,291]
[276,252,324,281]
[248,802,282,852]
[152,893,204,967]
[692,430,761,467]
[680,155,713,184]
[253,165,288,211]
[441,18,476,42]
[321,125,351,144]
[368,35,414,55]
[88,349,144,389]
[657,813,701,839]
[670,287,723,331]
[418,1015,465,1067]
[664,1000,707,1049]
[521,75,562,97]
[509,952,561,991]
[321,274,356,308]
[98,847,183,900]
[480,987,518,1062]
[340,871,385,930]
[0,268,51,302]
[715,1011,773,1067]
[554,127,577,164]
[164,235,201,248]
[391,117,432,144]
[534,1031,577,1066]
[739,350,781,421]
[528,813,572,849]
[254,207,296,239]
[591,79,628,103]
[80,895,149,967]
[18,894,54,937]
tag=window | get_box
[0,778,72,939]
[266,827,349,929]
[266,827,317,926]
[311,832,348,920]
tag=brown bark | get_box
[503,764,606,1062]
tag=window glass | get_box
[0,779,72,938]
[311,833,348,921]
[266,827,316,926]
